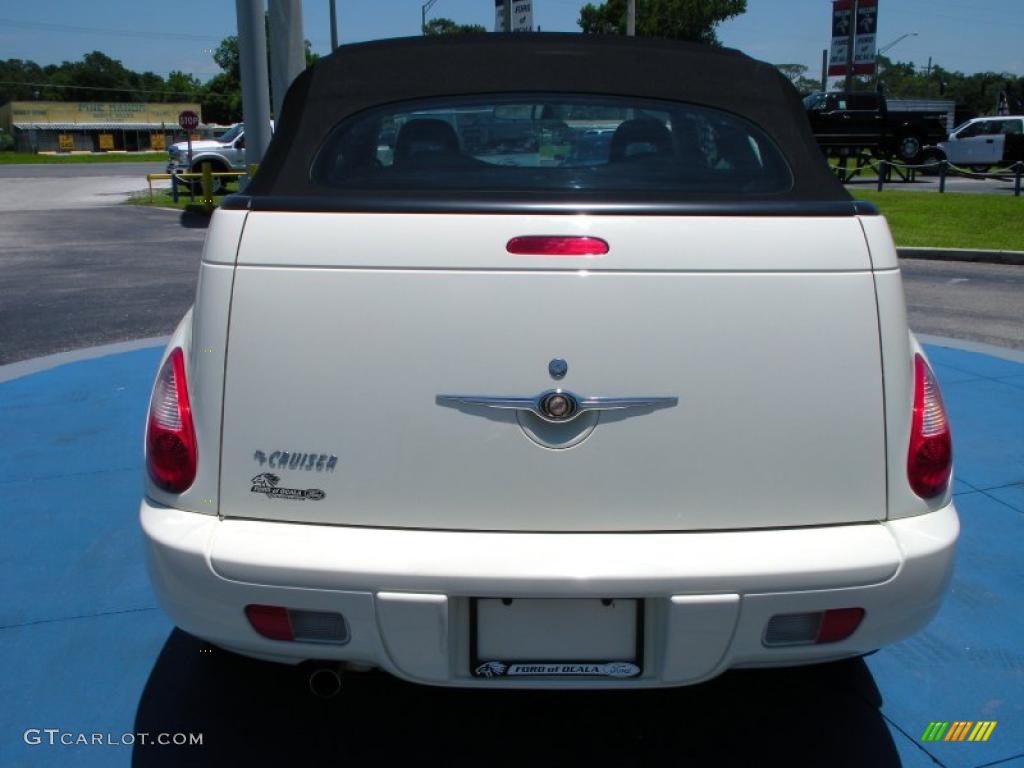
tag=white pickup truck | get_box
[166,122,246,176]
[937,115,1024,172]
[140,34,957,690]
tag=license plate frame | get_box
[469,598,644,680]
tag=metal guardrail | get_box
[829,155,1024,196]
[144,163,248,213]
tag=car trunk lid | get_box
[218,212,884,532]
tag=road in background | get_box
[901,259,1024,349]
[0,161,167,211]
[0,208,204,364]
[0,161,163,179]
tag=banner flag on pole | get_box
[828,0,878,77]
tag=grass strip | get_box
[0,152,167,164]
[853,191,1024,251]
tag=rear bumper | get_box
[140,500,958,688]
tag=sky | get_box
[0,0,1021,86]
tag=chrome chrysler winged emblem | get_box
[436,389,678,424]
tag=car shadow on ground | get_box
[178,210,211,229]
[131,629,903,767]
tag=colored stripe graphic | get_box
[950,721,967,741]
[922,722,949,741]
[922,721,996,742]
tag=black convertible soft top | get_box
[240,33,857,214]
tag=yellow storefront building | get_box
[0,101,202,153]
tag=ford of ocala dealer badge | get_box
[250,473,325,501]
[473,661,640,679]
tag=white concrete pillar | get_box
[235,0,272,166]
[269,0,306,123]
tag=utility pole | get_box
[821,48,828,92]
[844,0,858,92]
[627,0,635,36]
[504,0,512,33]
[329,0,338,50]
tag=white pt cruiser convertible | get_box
[141,34,958,688]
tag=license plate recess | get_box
[470,598,643,679]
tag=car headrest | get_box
[609,118,673,162]
[394,118,461,168]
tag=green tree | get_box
[206,32,319,122]
[55,51,138,102]
[850,56,1024,117]
[776,63,822,96]
[166,71,203,101]
[200,73,242,124]
[423,17,487,35]
[578,0,746,45]
[0,59,48,103]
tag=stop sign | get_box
[178,110,200,131]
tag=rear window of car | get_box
[311,94,793,196]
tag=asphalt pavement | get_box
[0,207,204,364]
[901,260,1024,349]
[0,162,167,211]
[0,161,164,179]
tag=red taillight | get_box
[908,355,952,498]
[816,608,865,644]
[146,348,197,493]
[506,236,609,256]
[245,605,294,641]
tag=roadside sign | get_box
[828,0,878,77]
[178,110,200,131]
[98,133,114,151]
[494,0,533,32]
[150,133,165,151]
[57,134,74,152]
[178,110,199,175]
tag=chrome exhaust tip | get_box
[308,666,343,699]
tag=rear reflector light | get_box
[245,605,350,645]
[245,605,293,641]
[506,236,609,256]
[146,348,197,493]
[763,608,865,647]
[908,355,952,498]
[816,608,866,644]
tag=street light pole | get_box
[421,0,439,34]
[875,32,918,84]
[329,0,338,50]
[844,0,858,92]
[627,0,635,36]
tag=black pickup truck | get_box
[803,91,948,163]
